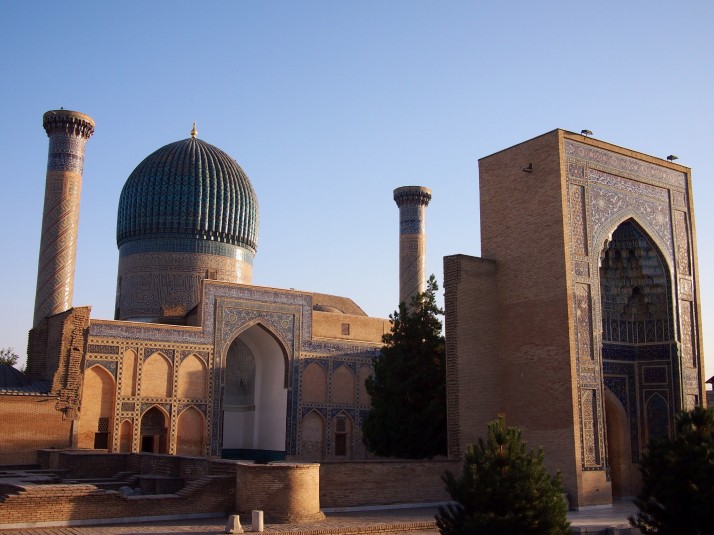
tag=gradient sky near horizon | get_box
[1,1,711,378]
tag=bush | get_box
[436,415,570,535]
[630,405,714,535]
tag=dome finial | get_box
[190,121,198,139]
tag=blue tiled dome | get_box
[117,137,259,253]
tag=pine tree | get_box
[630,405,714,535]
[436,415,571,535]
[362,274,446,458]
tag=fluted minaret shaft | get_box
[394,186,432,306]
[33,110,95,327]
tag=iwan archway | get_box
[599,219,677,497]
[222,323,289,462]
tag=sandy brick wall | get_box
[319,459,459,508]
[444,255,499,458]
[465,131,584,504]
[0,396,72,465]
[312,311,390,343]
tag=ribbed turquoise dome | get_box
[117,137,259,253]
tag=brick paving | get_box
[0,501,641,535]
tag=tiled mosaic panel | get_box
[564,140,687,188]
[117,251,253,320]
[581,388,601,467]
[673,211,691,276]
[569,184,588,256]
[563,138,694,472]
[574,284,593,361]
[399,235,426,305]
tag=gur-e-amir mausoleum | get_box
[0,110,706,513]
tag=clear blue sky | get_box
[1,1,711,379]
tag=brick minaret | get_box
[394,186,432,306]
[33,110,95,327]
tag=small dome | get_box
[117,137,259,253]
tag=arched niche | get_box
[302,362,327,403]
[599,219,674,346]
[604,389,635,498]
[358,366,372,406]
[178,354,207,399]
[331,411,354,459]
[140,406,169,454]
[222,323,288,461]
[78,365,116,449]
[119,419,133,453]
[141,352,173,398]
[176,406,205,456]
[300,410,325,461]
[599,219,676,473]
[121,349,137,396]
[331,365,355,405]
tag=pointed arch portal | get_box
[600,219,677,498]
[222,323,288,462]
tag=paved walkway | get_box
[0,502,640,535]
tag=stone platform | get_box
[0,502,641,534]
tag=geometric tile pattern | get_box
[564,138,700,472]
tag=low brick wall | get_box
[0,451,242,528]
[236,462,324,523]
[319,459,460,508]
[0,475,234,528]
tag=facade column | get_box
[393,185,432,306]
[33,109,95,326]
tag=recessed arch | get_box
[176,406,205,456]
[121,349,137,396]
[331,364,356,404]
[119,419,133,453]
[645,393,670,443]
[331,410,354,459]
[594,213,673,274]
[142,352,173,398]
[140,405,169,454]
[221,322,289,461]
[302,362,327,403]
[225,319,290,388]
[78,365,115,449]
[604,389,634,498]
[300,410,326,461]
[178,353,208,399]
[358,366,372,406]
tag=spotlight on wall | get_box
[667,155,678,162]
[581,129,593,137]
[522,163,533,173]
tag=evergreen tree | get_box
[630,405,714,535]
[436,415,571,535]
[0,347,19,367]
[362,274,446,458]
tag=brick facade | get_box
[445,129,705,508]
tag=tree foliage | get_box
[630,405,714,535]
[362,274,446,458]
[0,347,19,367]
[436,415,571,535]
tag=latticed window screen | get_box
[97,417,109,433]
